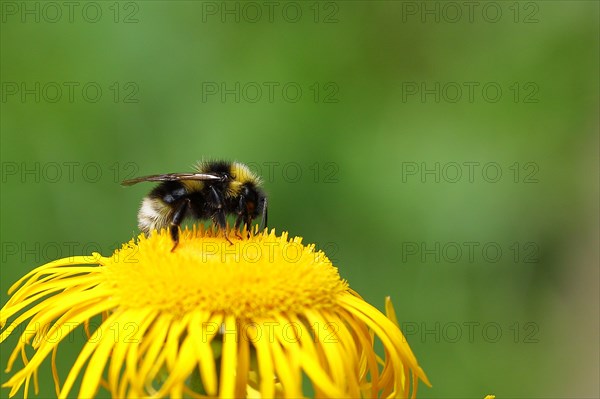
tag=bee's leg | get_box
[208,186,233,245]
[233,214,244,239]
[213,209,233,245]
[244,213,253,237]
[233,195,247,239]
[258,196,268,231]
[170,199,190,252]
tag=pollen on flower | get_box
[105,228,348,319]
[1,227,429,399]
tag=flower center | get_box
[103,229,348,319]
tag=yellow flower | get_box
[1,228,430,398]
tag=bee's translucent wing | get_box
[121,173,223,186]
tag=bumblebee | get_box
[122,160,267,250]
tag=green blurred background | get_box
[1,1,598,398]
